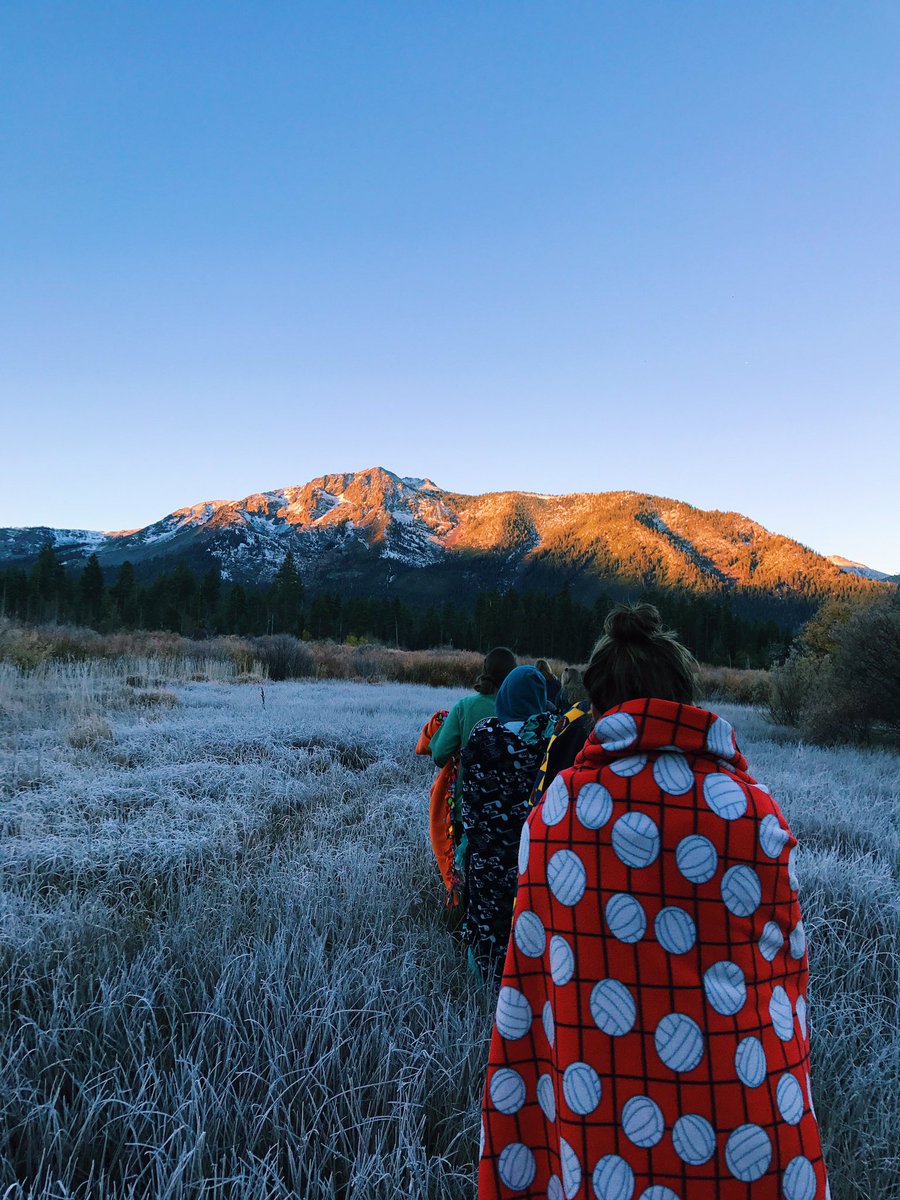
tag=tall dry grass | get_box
[0,619,770,703]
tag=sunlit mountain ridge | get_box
[0,467,892,603]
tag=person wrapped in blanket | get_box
[420,647,517,910]
[459,666,556,984]
[478,604,829,1200]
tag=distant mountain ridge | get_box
[0,467,892,604]
[825,555,893,582]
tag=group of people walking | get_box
[417,603,828,1200]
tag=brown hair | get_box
[534,658,557,682]
[559,665,589,705]
[582,603,696,714]
[474,646,518,695]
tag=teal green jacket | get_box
[429,692,496,767]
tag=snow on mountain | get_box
[0,467,893,601]
[826,555,892,582]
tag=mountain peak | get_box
[827,555,891,581]
[0,470,892,603]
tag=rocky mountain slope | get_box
[0,467,890,603]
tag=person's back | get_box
[530,699,593,806]
[429,647,517,769]
[557,664,589,712]
[429,691,496,766]
[425,647,517,913]
[460,665,555,983]
[478,604,829,1200]
[535,658,562,708]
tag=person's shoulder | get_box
[445,693,478,723]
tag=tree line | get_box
[0,545,797,667]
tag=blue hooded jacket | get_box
[495,665,549,726]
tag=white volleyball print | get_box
[759,813,790,858]
[672,1114,716,1165]
[547,1175,564,1200]
[560,1138,582,1200]
[769,986,794,1041]
[703,773,748,820]
[612,812,661,869]
[605,893,647,944]
[776,1073,805,1125]
[595,711,638,751]
[725,1123,772,1182]
[498,1142,537,1191]
[721,865,762,917]
[706,715,735,757]
[537,1073,556,1123]
[496,986,533,1040]
[654,906,696,955]
[547,849,587,907]
[609,754,647,778]
[576,781,613,829]
[639,1188,681,1200]
[514,909,546,958]
[550,935,575,986]
[621,1095,664,1148]
[563,1061,602,1115]
[788,846,800,891]
[542,775,570,827]
[590,978,637,1037]
[654,1012,704,1073]
[796,994,808,1040]
[518,821,531,876]
[480,1118,485,1156]
[703,960,747,1016]
[789,921,807,960]
[653,752,694,795]
[591,1154,634,1200]
[675,835,718,884]
[758,921,784,962]
[542,1000,555,1047]
[734,1036,766,1088]
[783,1156,817,1200]
[490,1068,527,1114]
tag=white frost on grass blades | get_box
[0,671,493,1199]
[0,683,896,1199]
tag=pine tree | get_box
[272,550,305,634]
[30,543,67,622]
[78,555,105,626]
[110,561,137,627]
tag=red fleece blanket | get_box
[479,698,828,1200]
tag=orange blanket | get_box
[416,711,458,901]
[479,698,827,1200]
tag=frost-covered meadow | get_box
[0,661,897,1199]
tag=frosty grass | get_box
[0,660,897,1199]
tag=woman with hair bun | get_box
[479,603,828,1200]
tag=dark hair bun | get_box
[604,603,664,642]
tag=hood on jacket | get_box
[578,698,749,777]
[495,666,548,726]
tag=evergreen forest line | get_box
[0,545,799,667]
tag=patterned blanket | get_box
[478,698,827,1200]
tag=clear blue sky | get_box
[1,2,898,569]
